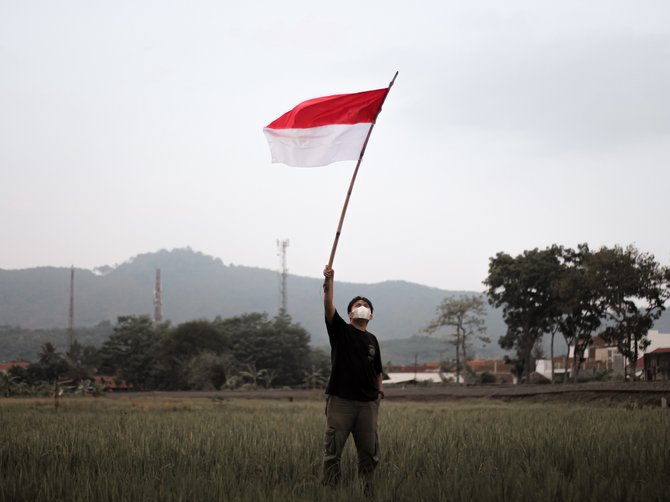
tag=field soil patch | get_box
[109,381,670,407]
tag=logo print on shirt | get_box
[368,345,375,362]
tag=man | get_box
[321,264,383,495]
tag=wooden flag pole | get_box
[327,71,398,268]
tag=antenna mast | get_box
[276,239,289,317]
[68,265,75,350]
[154,268,163,323]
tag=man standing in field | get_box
[321,264,384,496]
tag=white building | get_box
[536,330,670,380]
[385,371,464,384]
[644,330,670,353]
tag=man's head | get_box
[347,296,374,322]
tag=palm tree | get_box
[39,342,60,366]
[303,365,327,390]
[0,373,19,397]
[238,363,260,389]
[257,369,277,389]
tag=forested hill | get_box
[0,248,506,349]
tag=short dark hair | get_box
[347,296,374,314]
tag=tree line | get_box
[1,313,331,396]
[483,243,670,382]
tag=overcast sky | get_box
[1,1,669,292]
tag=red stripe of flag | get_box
[265,88,389,129]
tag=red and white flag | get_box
[263,88,389,167]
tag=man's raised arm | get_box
[323,265,336,323]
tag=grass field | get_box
[1,395,669,501]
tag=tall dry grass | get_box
[1,396,668,501]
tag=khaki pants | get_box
[321,395,380,487]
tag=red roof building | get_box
[0,361,30,374]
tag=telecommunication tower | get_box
[276,239,289,317]
[68,265,75,350]
[154,268,163,323]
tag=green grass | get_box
[1,396,669,501]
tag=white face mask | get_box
[351,305,372,320]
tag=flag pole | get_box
[327,71,398,269]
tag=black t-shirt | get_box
[324,310,383,401]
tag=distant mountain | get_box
[0,248,506,355]
[5,248,667,362]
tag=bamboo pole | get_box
[326,71,399,268]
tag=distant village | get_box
[385,330,670,386]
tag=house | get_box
[643,348,670,381]
[385,362,448,384]
[0,361,30,374]
[565,336,626,374]
[608,330,670,379]
[384,361,471,384]
[584,336,626,374]
[644,330,670,353]
[558,330,670,380]
[385,359,516,385]
[385,372,446,385]
[535,358,568,380]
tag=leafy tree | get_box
[31,342,72,383]
[594,245,670,380]
[98,316,164,390]
[257,368,278,389]
[213,312,270,336]
[64,340,98,382]
[486,243,670,384]
[157,319,229,389]
[484,247,563,382]
[425,295,489,384]
[265,317,311,386]
[0,372,20,397]
[221,314,311,387]
[183,351,230,390]
[303,365,328,389]
[163,319,229,356]
[6,364,30,391]
[235,363,257,389]
[307,347,331,380]
[550,245,605,382]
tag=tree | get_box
[257,369,278,389]
[182,351,230,390]
[221,314,311,387]
[484,247,563,382]
[425,295,489,384]
[6,365,31,395]
[303,365,327,389]
[237,363,262,389]
[550,245,605,382]
[64,340,97,382]
[594,245,670,380]
[0,372,20,397]
[98,316,164,390]
[486,242,670,384]
[32,342,72,383]
[157,319,228,389]
[307,347,331,380]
